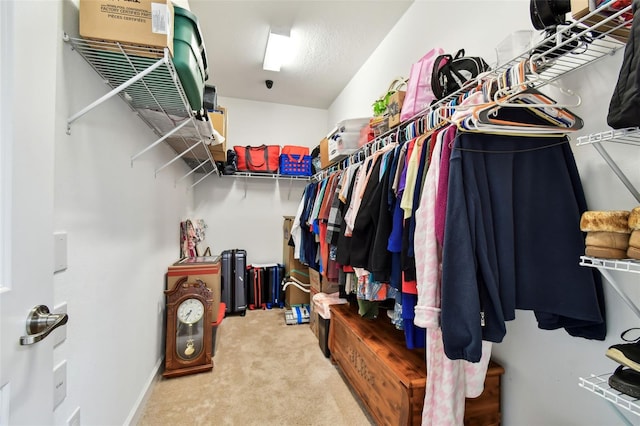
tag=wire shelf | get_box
[579,373,640,417]
[492,3,629,86]
[580,256,640,274]
[224,172,311,181]
[65,36,216,184]
[576,127,640,147]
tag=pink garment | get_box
[414,130,445,330]
[413,131,492,426]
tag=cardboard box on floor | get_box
[79,0,175,56]
[309,268,322,293]
[285,281,310,308]
[167,256,222,320]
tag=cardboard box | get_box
[320,137,332,169]
[79,0,174,56]
[322,279,339,294]
[570,0,630,43]
[285,280,310,308]
[167,256,221,320]
[282,216,309,283]
[388,91,406,128]
[309,268,322,293]
[207,107,227,162]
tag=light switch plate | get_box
[53,360,67,409]
[54,232,67,272]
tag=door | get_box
[0,1,59,424]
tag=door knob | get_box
[19,305,69,345]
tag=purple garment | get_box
[398,140,414,195]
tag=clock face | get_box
[177,298,204,324]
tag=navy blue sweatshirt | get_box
[441,131,606,362]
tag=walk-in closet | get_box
[3,0,640,425]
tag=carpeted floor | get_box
[136,308,374,425]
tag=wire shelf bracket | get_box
[576,128,640,203]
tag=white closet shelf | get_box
[580,255,640,421]
[222,172,311,181]
[580,256,640,274]
[312,3,631,182]
[577,127,640,147]
[579,373,640,417]
[64,35,218,188]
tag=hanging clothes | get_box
[441,130,606,363]
[414,125,492,426]
[299,182,319,269]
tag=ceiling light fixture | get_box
[262,29,291,72]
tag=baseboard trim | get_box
[124,357,163,426]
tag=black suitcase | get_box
[221,249,247,316]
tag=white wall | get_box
[52,1,195,424]
[330,1,640,425]
[192,96,328,264]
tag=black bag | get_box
[310,145,321,174]
[431,49,490,100]
[221,149,237,175]
[607,1,640,129]
[529,0,571,30]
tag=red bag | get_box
[281,145,309,162]
[234,145,281,173]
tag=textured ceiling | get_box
[189,0,414,109]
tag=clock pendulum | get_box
[185,323,195,356]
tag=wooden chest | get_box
[328,303,504,426]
